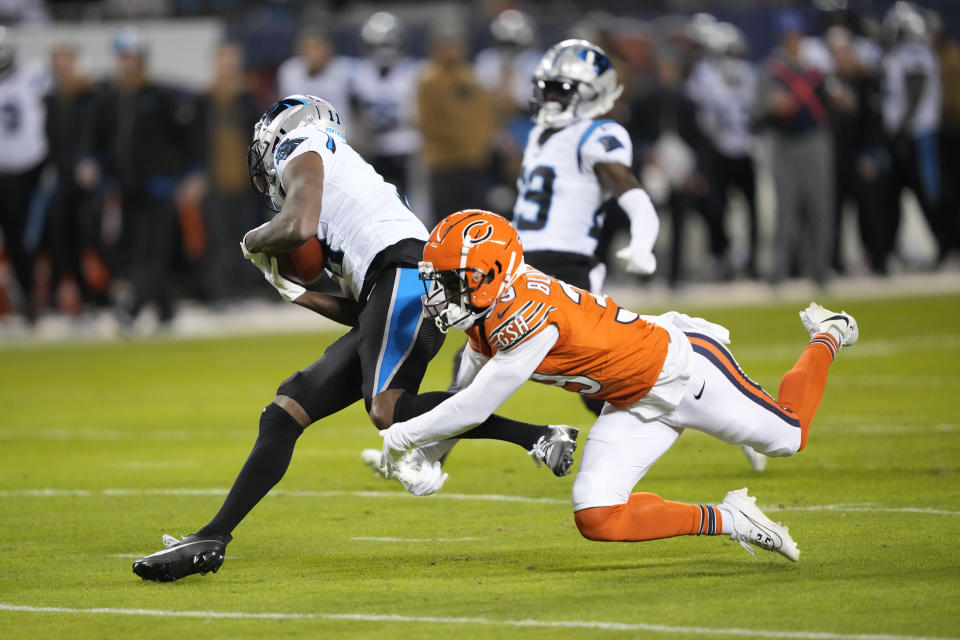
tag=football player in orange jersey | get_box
[379,210,860,561]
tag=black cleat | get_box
[132,533,232,583]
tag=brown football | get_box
[272,237,326,286]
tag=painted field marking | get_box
[1,488,957,517]
[0,488,569,504]
[351,536,480,543]
[112,554,242,559]
[0,603,952,640]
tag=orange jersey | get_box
[465,267,670,408]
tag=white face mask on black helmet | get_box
[247,94,346,212]
[530,39,623,129]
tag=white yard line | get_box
[351,536,480,543]
[0,603,951,640]
[1,488,957,517]
[112,554,242,559]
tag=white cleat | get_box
[799,302,858,348]
[720,488,799,562]
[361,448,385,476]
[740,445,767,472]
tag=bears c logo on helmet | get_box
[462,220,494,246]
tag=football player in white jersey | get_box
[515,39,658,294]
[0,31,48,321]
[510,39,658,416]
[880,1,948,264]
[352,11,422,196]
[131,95,576,583]
[276,28,355,137]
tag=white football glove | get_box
[379,426,409,478]
[395,460,448,496]
[616,245,657,276]
[240,236,306,303]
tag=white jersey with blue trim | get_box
[352,58,422,157]
[882,41,941,137]
[0,64,50,172]
[512,118,632,257]
[687,57,757,157]
[275,125,428,299]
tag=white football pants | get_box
[572,334,802,511]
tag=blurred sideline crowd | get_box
[1,0,959,329]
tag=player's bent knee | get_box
[369,389,404,430]
[574,505,623,541]
[753,431,801,458]
[272,395,312,428]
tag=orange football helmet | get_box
[419,210,524,331]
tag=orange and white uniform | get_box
[465,267,669,409]
[384,262,809,513]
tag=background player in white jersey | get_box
[276,27,355,137]
[511,39,658,417]
[514,39,658,296]
[132,96,575,583]
[687,22,760,279]
[880,1,948,265]
[0,30,48,322]
[352,11,422,197]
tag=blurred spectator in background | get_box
[276,26,354,138]
[757,9,836,287]
[79,29,203,328]
[0,0,48,25]
[197,39,262,305]
[352,11,422,197]
[687,18,759,279]
[880,1,945,268]
[0,27,48,322]
[418,17,495,227]
[928,9,960,259]
[629,44,708,289]
[43,42,105,314]
[474,9,541,212]
[824,20,888,275]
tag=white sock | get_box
[826,325,843,345]
[718,506,736,535]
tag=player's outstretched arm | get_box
[243,152,325,255]
[381,326,558,464]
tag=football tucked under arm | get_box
[242,233,338,314]
[381,325,559,457]
[271,236,326,286]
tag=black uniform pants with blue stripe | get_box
[278,265,441,422]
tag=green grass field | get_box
[1,294,958,639]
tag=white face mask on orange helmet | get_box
[419,210,524,332]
